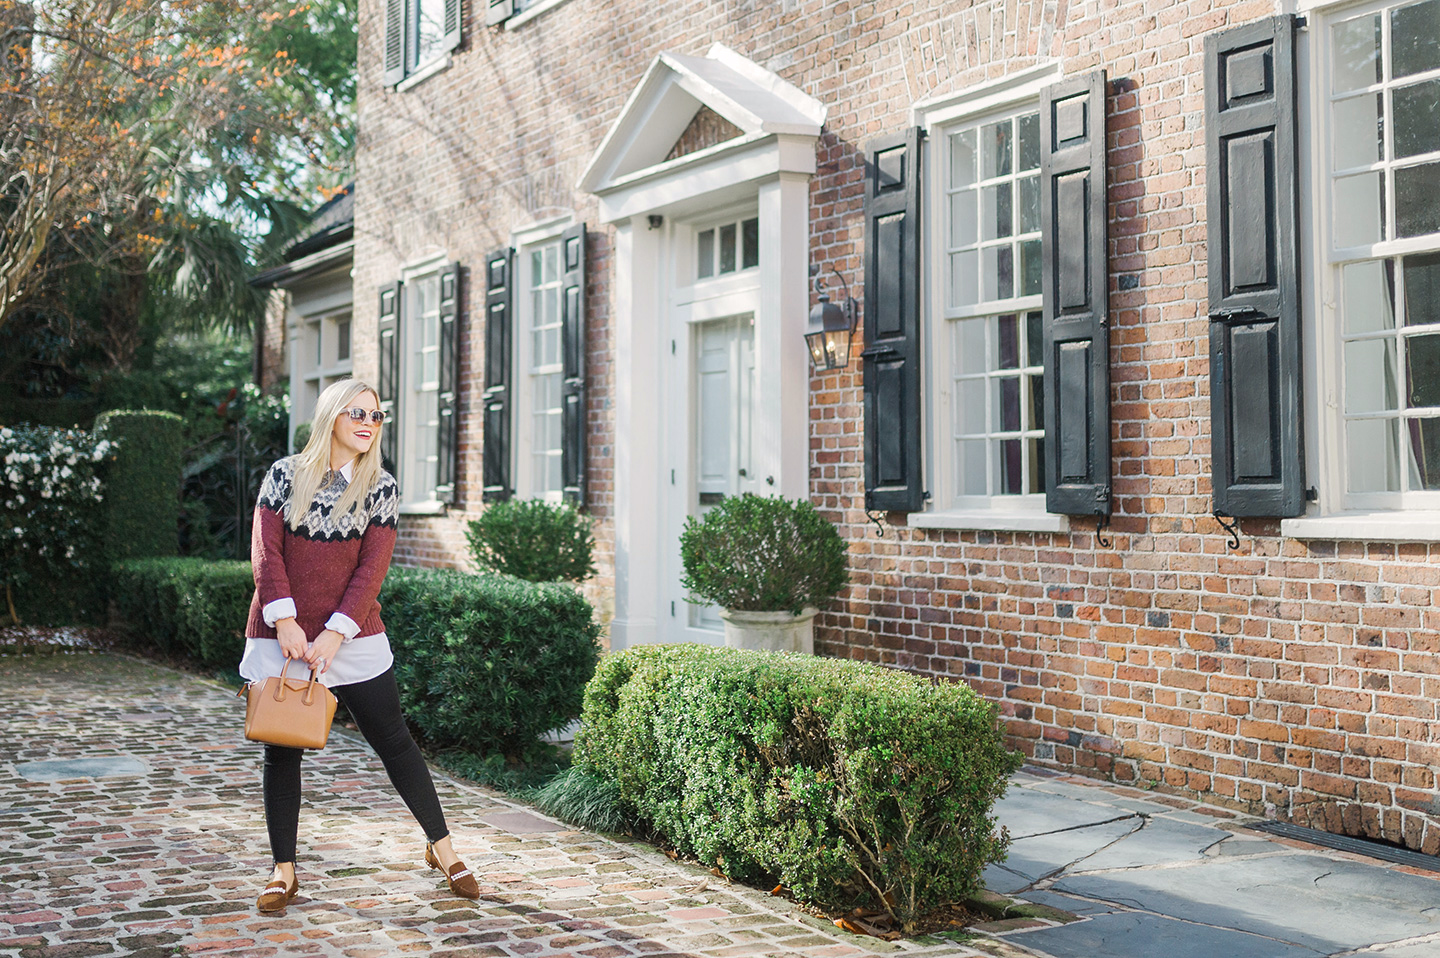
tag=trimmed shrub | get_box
[465,498,596,583]
[573,645,1022,930]
[679,494,848,614]
[381,568,602,758]
[95,410,184,561]
[112,557,251,668]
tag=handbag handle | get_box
[273,657,323,705]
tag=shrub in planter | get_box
[465,498,597,583]
[573,644,1021,931]
[679,494,847,615]
[381,567,602,757]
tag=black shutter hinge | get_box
[1306,487,1318,502]
[1213,510,1242,551]
[1094,514,1112,549]
[866,508,887,538]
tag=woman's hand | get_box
[305,629,345,675]
[276,617,308,660]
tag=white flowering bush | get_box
[0,425,119,621]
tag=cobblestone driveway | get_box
[0,653,998,958]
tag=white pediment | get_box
[579,44,826,195]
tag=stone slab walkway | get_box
[0,653,995,958]
[979,769,1440,957]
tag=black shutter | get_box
[378,282,403,481]
[862,127,925,513]
[442,0,462,51]
[383,0,405,85]
[482,248,513,502]
[1040,71,1112,516]
[560,224,587,507]
[1205,16,1303,517]
[435,262,461,504]
[486,0,512,25]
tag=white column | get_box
[756,172,813,502]
[610,218,663,650]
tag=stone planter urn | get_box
[719,607,818,655]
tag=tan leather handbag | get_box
[242,659,338,749]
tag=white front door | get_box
[690,314,759,632]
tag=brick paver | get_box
[0,652,996,958]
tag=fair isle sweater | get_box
[245,456,400,642]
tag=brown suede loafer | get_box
[256,872,299,912]
[425,843,480,900]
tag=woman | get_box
[240,378,479,912]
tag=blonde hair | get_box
[288,378,386,531]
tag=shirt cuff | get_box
[262,597,297,628]
[326,612,361,641]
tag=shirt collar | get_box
[338,459,355,482]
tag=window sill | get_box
[909,510,1070,534]
[395,53,452,93]
[1281,511,1440,542]
[505,0,574,29]
[399,501,447,516]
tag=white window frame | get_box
[912,64,1069,534]
[512,216,574,502]
[398,252,449,513]
[288,296,354,452]
[504,0,576,30]
[1288,0,1440,541]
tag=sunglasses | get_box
[342,407,386,425]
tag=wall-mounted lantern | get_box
[805,268,858,372]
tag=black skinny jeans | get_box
[263,666,447,864]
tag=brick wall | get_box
[355,0,1440,852]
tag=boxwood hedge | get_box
[573,644,1021,930]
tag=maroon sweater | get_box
[245,456,400,641]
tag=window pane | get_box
[1395,163,1440,237]
[1029,437,1046,494]
[981,245,1014,301]
[955,317,986,376]
[950,190,978,248]
[982,183,1013,240]
[1406,332,1440,406]
[1017,113,1040,172]
[741,217,759,269]
[950,250,979,307]
[336,318,351,362]
[1018,174,1040,233]
[1391,0,1440,80]
[1333,94,1383,170]
[697,229,715,279]
[982,120,1012,178]
[955,379,986,434]
[415,0,447,66]
[543,245,558,284]
[1393,79,1440,159]
[950,130,977,188]
[1345,338,1400,412]
[996,314,1021,369]
[1348,417,1400,491]
[995,377,1022,432]
[1405,417,1440,488]
[956,439,987,495]
[997,439,1024,494]
[1403,252,1440,326]
[1343,260,1396,334]
[1019,239,1042,297]
[719,223,737,273]
[1026,311,1044,367]
[1334,171,1385,246]
[1332,14,1382,93]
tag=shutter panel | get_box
[1205,16,1303,517]
[861,127,925,513]
[1040,70,1112,516]
[435,262,461,504]
[377,282,403,481]
[442,0,462,52]
[560,224,587,507]
[383,0,405,86]
[486,0,512,26]
[482,248,514,502]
